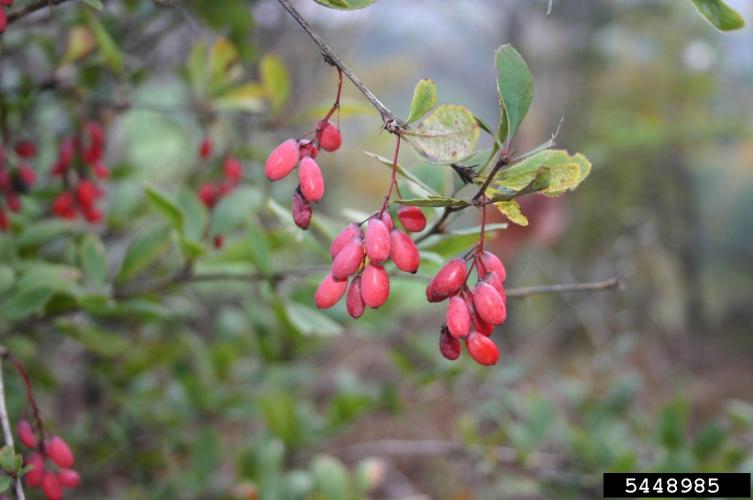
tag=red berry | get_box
[428,259,467,299]
[397,206,427,232]
[478,250,506,283]
[19,165,37,186]
[318,120,342,152]
[83,205,103,224]
[14,140,37,158]
[0,208,8,231]
[476,315,494,336]
[298,140,319,160]
[439,327,461,361]
[389,230,419,274]
[446,296,471,338]
[213,234,224,248]
[17,419,37,449]
[75,180,98,207]
[365,218,390,264]
[199,135,213,159]
[314,273,348,309]
[92,161,109,179]
[86,121,105,145]
[330,223,360,259]
[381,210,394,231]
[0,10,7,34]
[58,469,81,488]
[41,472,63,500]
[46,436,74,468]
[291,190,312,230]
[6,192,20,212]
[483,271,506,302]
[0,169,8,189]
[198,183,219,208]
[52,192,76,219]
[25,453,44,487]
[346,276,365,319]
[466,332,499,366]
[0,1,14,6]
[82,142,103,165]
[360,263,390,308]
[331,237,364,281]
[473,282,507,326]
[298,157,325,202]
[265,139,299,181]
[223,156,243,182]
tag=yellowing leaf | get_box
[491,149,591,197]
[60,26,97,66]
[494,200,528,226]
[260,54,290,115]
[214,83,267,112]
[209,38,239,89]
[402,104,480,163]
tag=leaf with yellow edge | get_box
[402,104,480,163]
[491,149,591,197]
[494,200,528,226]
[260,55,290,115]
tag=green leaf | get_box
[405,79,437,124]
[213,83,267,113]
[314,0,375,10]
[0,475,9,493]
[691,0,745,31]
[495,44,534,144]
[285,302,344,337]
[0,446,16,473]
[116,225,173,283]
[362,151,439,196]
[311,455,350,500]
[210,187,263,237]
[0,288,53,320]
[81,0,104,9]
[490,149,591,197]
[246,223,271,274]
[209,38,239,91]
[145,184,185,232]
[16,264,82,295]
[402,104,480,163]
[0,265,15,293]
[80,235,108,286]
[493,200,528,226]
[260,55,290,115]
[187,41,209,97]
[177,190,209,242]
[86,13,123,73]
[397,196,468,208]
[15,220,82,249]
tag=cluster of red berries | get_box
[428,249,508,366]
[314,205,427,316]
[265,120,342,230]
[0,140,37,231]
[51,121,109,223]
[195,135,244,248]
[0,0,13,34]
[17,420,80,499]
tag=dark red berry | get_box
[213,234,224,248]
[199,135,213,159]
[291,190,312,230]
[315,273,348,309]
[439,327,461,361]
[397,206,427,232]
[318,120,342,152]
[365,218,390,264]
[17,419,37,449]
[92,161,109,179]
[389,230,419,274]
[330,223,360,259]
[466,332,499,366]
[446,296,471,338]
[41,472,63,500]
[46,436,74,468]
[198,183,220,208]
[473,282,506,326]
[265,139,299,181]
[0,10,7,34]
[25,453,44,487]
[52,192,76,219]
[58,469,81,488]
[14,140,37,158]
[75,180,99,207]
[346,276,365,319]
[360,263,390,308]
[0,208,8,231]
[6,192,20,212]
[428,259,467,299]
[298,157,325,202]
[82,205,103,224]
[223,156,243,182]
[331,237,364,281]
[478,250,506,282]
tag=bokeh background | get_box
[1,0,752,498]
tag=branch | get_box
[0,348,26,500]
[276,0,402,132]
[6,0,73,25]
[506,275,623,298]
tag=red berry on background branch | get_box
[17,419,37,448]
[466,331,500,366]
[46,435,75,468]
[41,472,63,500]
[57,469,81,489]
[199,135,213,159]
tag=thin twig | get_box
[6,0,73,25]
[506,275,623,298]
[0,349,26,500]
[276,0,402,132]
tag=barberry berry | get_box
[223,156,243,183]
[473,281,506,325]
[388,229,419,274]
[365,218,390,264]
[346,276,365,319]
[360,263,390,308]
[291,190,312,230]
[446,296,471,338]
[317,120,342,152]
[57,469,81,489]
[41,472,63,500]
[466,332,499,366]
[397,206,427,232]
[17,419,37,449]
[46,436,74,468]
[265,139,299,181]
[315,273,348,309]
[439,327,461,361]
[330,223,360,259]
[199,135,213,159]
[298,156,325,202]
[331,237,364,281]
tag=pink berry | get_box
[0,10,7,35]
[428,259,467,299]
[331,237,364,281]
[346,276,365,319]
[397,206,427,232]
[52,192,76,219]
[58,469,81,489]
[389,230,419,274]
[330,223,360,259]
[483,271,506,302]
[466,332,499,366]
[298,157,325,202]
[265,139,299,181]
[439,327,461,361]
[92,161,109,179]
[46,436,74,468]
[446,296,471,338]
[473,281,507,326]
[314,273,348,309]
[479,250,506,283]
[17,419,37,449]
[25,453,44,487]
[223,156,243,182]
[199,135,213,159]
[75,180,99,207]
[381,210,394,231]
[19,165,37,186]
[365,218,390,264]
[291,190,312,230]
[198,183,219,208]
[360,263,390,308]
[41,472,63,500]
[318,120,342,152]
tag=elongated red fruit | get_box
[265,139,299,181]
[446,296,471,338]
[429,258,467,297]
[389,230,419,273]
[25,453,44,487]
[15,140,37,158]
[483,271,506,302]
[473,281,507,325]
[198,183,219,208]
[318,120,342,152]
[291,190,312,230]
[315,274,348,309]
[46,436,75,468]
[0,9,7,34]
[439,327,461,361]
[479,250,506,282]
[361,263,390,308]
[331,238,364,281]
[330,223,360,258]
[58,469,81,488]
[346,276,365,319]
[476,316,494,336]
[365,218,390,264]
[398,206,427,232]
[381,210,394,231]
[298,157,325,202]
[17,419,37,448]
[41,472,63,500]
[466,332,499,366]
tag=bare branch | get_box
[507,275,624,298]
[6,0,73,25]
